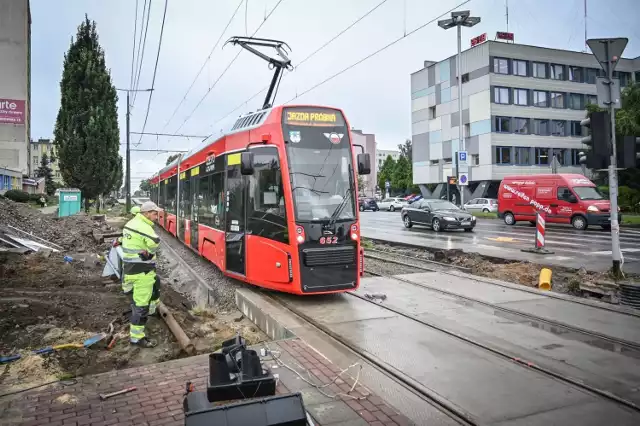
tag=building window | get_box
[554,149,569,166]
[494,116,511,133]
[533,91,548,107]
[550,64,564,80]
[586,68,599,84]
[569,66,583,82]
[461,73,469,83]
[512,60,527,76]
[568,93,584,110]
[495,146,511,164]
[551,120,566,136]
[471,154,479,165]
[586,94,597,106]
[550,92,565,108]
[514,118,529,134]
[515,147,531,165]
[494,87,510,104]
[532,62,547,78]
[33,156,38,166]
[513,89,528,106]
[571,149,582,165]
[535,147,550,165]
[533,119,550,136]
[429,106,436,119]
[614,71,631,87]
[570,121,582,137]
[493,57,509,74]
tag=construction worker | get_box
[122,201,162,348]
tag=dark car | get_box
[401,199,476,232]
[358,197,379,212]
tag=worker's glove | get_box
[138,250,154,261]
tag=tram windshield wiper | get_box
[328,187,353,227]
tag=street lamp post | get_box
[116,88,153,213]
[438,11,480,207]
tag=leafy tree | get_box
[393,155,412,193]
[398,139,412,163]
[53,15,120,213]
[36,153,56,196]
[139,179,151,195]
[377,155,396,192]
[166,154,181,165]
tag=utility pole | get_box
[116,87,153,213]
[586,37,628,277]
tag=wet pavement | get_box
[275,273,640,425]
[360,211,640,273]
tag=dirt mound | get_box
[0,197,111,251]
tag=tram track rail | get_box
[360,266,640,414]
[363,238,640,319]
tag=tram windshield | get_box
[283,107,356,223]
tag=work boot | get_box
[130,337,157,348]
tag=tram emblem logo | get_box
[323,132,343,144]
[289,131,301,143]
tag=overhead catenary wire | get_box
[129,0,139,89]
[160,0,245,134]
[205,0,391,134]
[283,0,472,105]
[168,0,285,140]
[132,0,153,106]
[134,0,170,147]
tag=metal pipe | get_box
[457,23,464,207]
[157,302,195,355]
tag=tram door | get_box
[179,171,190,243]
[190,169,199,251]
[224,153,246,275]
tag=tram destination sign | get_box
[284,107,345,127]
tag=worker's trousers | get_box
[127,271,160,342]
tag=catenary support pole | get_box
[605,40,622,276]
[126,91,131,213]
[457,23,464,207]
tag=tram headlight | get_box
[295,226,305,244]
[351,224,358,240]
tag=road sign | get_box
[458,151,468,165]
[587,38,628,73]
[458,173,469,186]
[596,77,621,109]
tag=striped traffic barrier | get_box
[521,211,554,255]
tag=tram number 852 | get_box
[319,236,338,245]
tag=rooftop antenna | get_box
[505,0,509,33]
[583,0,588,52]
[224,36,293,110]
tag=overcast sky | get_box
[30,0,639,189]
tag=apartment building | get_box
[376,148,400,168]
[410,40,640,200]
[30,138,63,183]
[351,128,377,196]
[0,0,31,175]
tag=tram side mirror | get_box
[241,152,254,175]
[357,153,371,175]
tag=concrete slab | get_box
[397,272,640,346]
[275,292,397,324]
[499,297,640,346]
[357,277,640,405]
[396,272,547,304]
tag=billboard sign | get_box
[0,99,26,125]
[471,33,487,47]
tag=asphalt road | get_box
[360,210,640,274]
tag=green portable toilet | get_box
[58,188,82,217]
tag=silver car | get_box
[463,198,498,213]
[378,197,408,212]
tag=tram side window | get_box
[159,182,166,209]
[197,172,224,230]
[166,176,177,214]
[247,147,288,244]
[179,175,191,218]
[150,185,157,204]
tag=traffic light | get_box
[580,111,610,169]
[619,136,640,169]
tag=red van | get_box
[497,174,620,230]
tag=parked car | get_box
[464,198,498,213]
[358,197,379,212]
[401,199,476,232]
[378,197,408,212]
[497,174,620,230]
